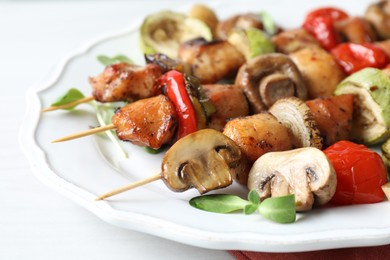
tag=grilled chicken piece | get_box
[202,84,249,131]
[112,95,177,149]
[89,62,163,103]
[178,38,245,84]
[223,113,295,184]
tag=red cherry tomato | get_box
[157,70,197,140]
[324,141,387,205]
[331,43,390,75]
[305,7,349,22]
[303,7,348,51]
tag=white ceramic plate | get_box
[20,0,390,252]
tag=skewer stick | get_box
[41,96,95,112]
[95,173,162,201]
[52,124,116,143]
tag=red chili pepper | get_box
[331,43,389,75]
[324,141,387,205]
[157,70,197,140]
[303,7,348,51]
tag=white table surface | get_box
[0,1,233,259]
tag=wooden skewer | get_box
[95,173,162,201]
[41,96,95,112]
[52,124,116,143]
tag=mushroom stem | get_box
[95,173,162,201]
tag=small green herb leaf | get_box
[51,88,85,110]
[97,55,133,66]
[189,194,248,213]
[248,190,260,205]
[258,195,296,224]
[260,11,277,36]
[244,203,259,215]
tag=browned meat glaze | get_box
[178,38,245,84]
[89,62,163,103]
[112,95,177,149]
[202,84,249,131]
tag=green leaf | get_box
[51,88,85,110]
[189,194,248,213]
[248,190,260,205]
[258,195,296,224]
[244,203,259,215]
[260,11,277,36]
[97,55,133,66]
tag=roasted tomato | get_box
[331,43,389,75]
[303,7,349,50]
[324,140,388,205]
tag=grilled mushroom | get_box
[269,97,323,149]
[365,0,390,40]
[247,147,337,211]
[161,129,245,193]
[235,53,307,113]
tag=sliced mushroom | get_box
[269,97,323,149]
[247,147,337,211]
[235,53,307,113]
[161,129,245,193]
[289,46,346,99]
[365,0,390,40]
[222,113,295,185]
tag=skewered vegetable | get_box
[302,7,348,50]
[382,138,390,170]
[139,10,212,58]
[96,129,246,200]
[235,53,307,113]
[324,140,387,205]
[331,43,389,75]
[334,68,390,144]
[247,147,337,212]
[227,27,275,60]
[161,129,245,193]
[269,97,323,149]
